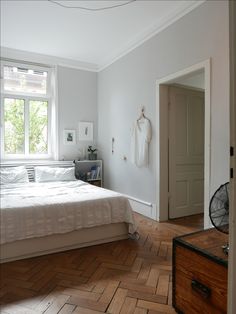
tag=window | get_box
[1,61,55,159]
[3,65,48,95]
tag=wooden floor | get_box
[0,213,203,314]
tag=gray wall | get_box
[175,71,205,90]
[58,66,97,160]
[97,1,230,215]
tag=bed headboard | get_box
[0,161,74,182]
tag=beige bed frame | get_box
[0,222,128,263]
[0,162,130,263]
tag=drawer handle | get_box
[191,279,211,299]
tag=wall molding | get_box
[98,1,205,71]
[1,1,205,73]
[0,47,99,72]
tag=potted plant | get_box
[87,145,97,160]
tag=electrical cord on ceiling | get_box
[48,0,136,11]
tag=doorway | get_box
[157,60,211,228]
[168,84,204,219]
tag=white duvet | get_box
[0,181,137,244]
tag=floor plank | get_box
[58,304,76,314]
[0,213,203,313]
[107,288,127,314]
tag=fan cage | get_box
[209,182,229,234]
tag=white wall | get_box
[97,1,230,219]
[57,66,97,160]
[174,71,205,90]
[0,46,98,162]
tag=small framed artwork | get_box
[78,122,93,141]
[63,129,76,145]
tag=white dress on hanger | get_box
[131,117,152,167]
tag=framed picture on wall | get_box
[63,129,76,145]
[78,122,93,141]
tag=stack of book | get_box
[89,165,101,180]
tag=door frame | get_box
[228,0,236,312]
[156,59,211,228]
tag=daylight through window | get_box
[1,62,52,159]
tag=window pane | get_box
[29,101,48,154]
[4,98,25,154]
[3,66,48,95]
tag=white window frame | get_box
[1,60,56,161]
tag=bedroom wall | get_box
[0,46,98,162]
[97,0,230,220]
[175,71,205,90]
[57,66,97,160]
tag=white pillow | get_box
[0,166,29,184]
[35,166,76,182]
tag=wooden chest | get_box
[173,228,228,314]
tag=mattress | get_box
[0,180,137,244]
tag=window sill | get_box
[0,160,74,167]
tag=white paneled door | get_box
[168,86,204,219]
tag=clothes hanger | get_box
[137,107,150,122]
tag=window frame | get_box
[1,61,54,160]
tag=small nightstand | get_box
[74,160,103,187]
[173,228,228,314]
[87,179,101,187]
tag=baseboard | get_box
[127,198,158,220]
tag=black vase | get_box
[88,153,97,160]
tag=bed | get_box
[0,164,137,263]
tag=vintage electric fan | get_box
[209,182,229,255]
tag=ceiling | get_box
[1,0,204,71]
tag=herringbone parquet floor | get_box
[0,213,203,314]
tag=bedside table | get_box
[87,179,101,187]
[74,160,103,187]
[173,228,228,314]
